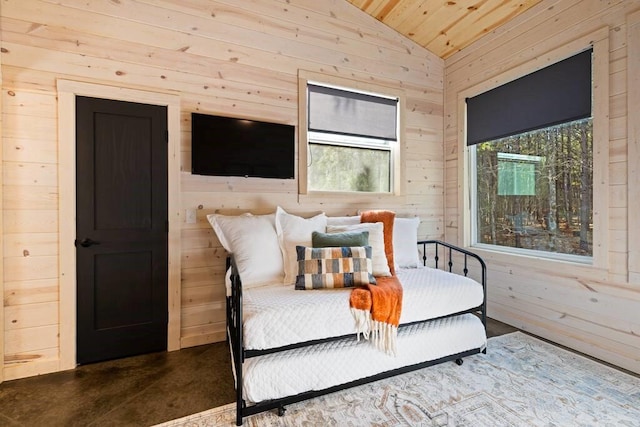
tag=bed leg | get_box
[235,404,244,427]
[277,405,287,417]
[455,358,464,366]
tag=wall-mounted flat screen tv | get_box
[191,113,295,179]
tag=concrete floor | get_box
[0,318,518,426]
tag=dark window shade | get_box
[308,84,397,140]
[466,49,592,146]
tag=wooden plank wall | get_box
[0,27,4,382]
[628,10,640,284]
[444,0,640,374]
[0,0,444,379]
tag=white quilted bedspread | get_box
[242,267,484,350]
[242,313,486,403]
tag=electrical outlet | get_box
[185,208,197,224]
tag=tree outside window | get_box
[473,118,593,256]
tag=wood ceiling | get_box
[347,0,543,59]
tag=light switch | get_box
[185,208,197,224]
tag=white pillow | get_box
[326,215,361,226]
[207,213,284,288]
[275,206,327,285]
[393,217,421,268]
[327,222,391,277]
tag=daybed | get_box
[209,208,487,426]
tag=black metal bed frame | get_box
[226,240,487,426]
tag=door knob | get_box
[76,238,101,247]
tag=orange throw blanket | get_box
[350,210,403,355]
[350,276,403,355]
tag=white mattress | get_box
[242,267,484,350]
[241,313,486,403]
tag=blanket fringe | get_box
[351,307,371,340]
[351,308,398,356]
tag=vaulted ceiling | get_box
[347,0,543,59]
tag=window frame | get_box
[457,28,609,269]
[307,132,394,194]
[467,119,594,264]
[627,10,640,283]
[298,70,406,197]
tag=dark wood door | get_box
[76,96,168,364]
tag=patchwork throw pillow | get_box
[295,245,376,290]
[312,230,369,248]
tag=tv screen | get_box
[191,113,295,179]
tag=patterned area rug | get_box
[156,332,640,426]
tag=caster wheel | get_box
[277,406,287,417]
[455,358,464,366]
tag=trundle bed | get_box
[223,227,488,426]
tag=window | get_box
[304,82,399,193]
[467,49,593,260]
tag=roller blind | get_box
[466,49,592,146]
[308,84,397,140]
